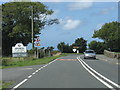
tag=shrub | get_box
[2,59,14,66]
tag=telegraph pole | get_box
[31,6,34,49]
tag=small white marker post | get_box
[77,50,79,54]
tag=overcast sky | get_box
[0,1,118,50]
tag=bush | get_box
[2,59,14,66]
[88,41,107,54]
[52,51,60,55]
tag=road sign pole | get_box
[37,47,39,58]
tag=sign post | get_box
[12,43,27,57]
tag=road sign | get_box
[73,46,79,49]
[12,43,27,57]
[73,49,76,52]
[35,36,40,46]
[35,43,41,46]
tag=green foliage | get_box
[73,37,87,53]
[27,48,36,55]
[88,40,107,54]
[1,81,14,89]
[93,21,120,52]
[52,50,60,55]
[57,42,73,53]
[2,58,14,66]
[57,42,65,52]
[2,2,59,56]
[57,37,87,53]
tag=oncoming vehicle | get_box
[84,50,96,59]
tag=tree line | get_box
[57,37,87,53]
[57,21,120,54]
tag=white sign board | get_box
[73,49,76,52]
[12,43,27,57]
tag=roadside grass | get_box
[115,52,120,53]
[2,53,67,69]
[0,81,14,90]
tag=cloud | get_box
[68,0,94,10]
[100,7,116,15]
[62,19,82,30]
[91,6,116,16]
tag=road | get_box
[10,54,119,89]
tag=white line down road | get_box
[11,59,57,90]
[77,56,120,90]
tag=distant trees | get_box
[72,37,87,53]
[57,37,87,53]
[92,21,120,52]
[88,41,107,54]
[57,42,65,53]
[57,42,73,53]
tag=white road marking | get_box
[77,57,120,89]
[35,70,39,73]
[12,59,57,89]
[77,57,114,89]
[12,79,28,89]
[43,66,46,68]
[32,72,36,75]
[78,57,120,88]
[38,68,41,70]
[28,75,32,78]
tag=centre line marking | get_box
[12,79,28,90]
[11,59,57,89]
[28,75,32,78]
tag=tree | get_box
[57,42,65,53]
[88,41,107,54]
[2,2,59,56]
[72,37,87,53]
[93,21,120,52]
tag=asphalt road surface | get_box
[11,54,119,89]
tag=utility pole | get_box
[31,6,34,49]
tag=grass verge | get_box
[0,81,14,90]
[2,53,67,69]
